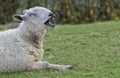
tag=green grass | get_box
[0,21,120,78]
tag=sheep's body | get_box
[0,7,73,73]
[0,22,46,72]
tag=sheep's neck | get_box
[18,22,46,49]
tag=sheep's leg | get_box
[29,61,73,71]
[29,61,49,70]
[48,63,73,70]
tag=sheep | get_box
[0,6,73,73]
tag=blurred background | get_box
[0,0,120,25]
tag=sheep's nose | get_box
[49,13,55,17]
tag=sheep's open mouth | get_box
[44,17,55,28]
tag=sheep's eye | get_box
[29,13,37,17]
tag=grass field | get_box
[0,21,120,78]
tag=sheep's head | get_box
[13,7,55,29]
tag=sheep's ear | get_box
[12,15,24,21]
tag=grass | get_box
[0,21,120,78]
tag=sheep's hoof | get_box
[66,65,74,70]
[68,65,74,70]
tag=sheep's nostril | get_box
[49,13,55,17]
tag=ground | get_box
[0,21,120,78]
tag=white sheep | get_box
[0,7,73,73]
